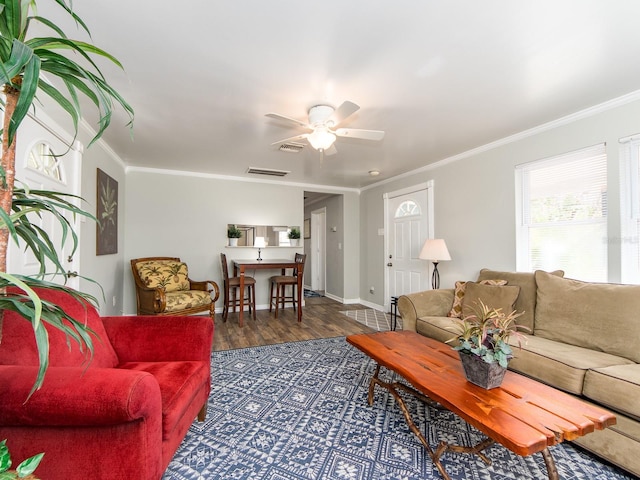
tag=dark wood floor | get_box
[213,295,374,351]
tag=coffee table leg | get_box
[367,364,381,406]
[367,364,452,480]
[541,448,559,480]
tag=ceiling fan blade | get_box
[265,113,310,129]
[270,134,309,146]
[327,101,359,127]
[335,128,385,141]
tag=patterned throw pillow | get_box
[137,260,190,293]
[447,279,508,318]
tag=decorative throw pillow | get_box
[448,279,508,318]
[461,282,520,320]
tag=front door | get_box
[7,113,82,289]
[384,183,433,308]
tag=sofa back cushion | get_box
[0,287,119,368]
[534,270,640,363]
[136,260,190,293]
[476,268,564,332]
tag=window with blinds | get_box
[516,144,607,282]
[620,136,640,284]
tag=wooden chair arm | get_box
[190,279,220,303]
[136,285,167,314]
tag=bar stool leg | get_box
[251,284,257,320]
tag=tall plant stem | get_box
[0,80,20,344]
[0,80,19,273]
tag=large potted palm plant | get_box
[0,0,134,395]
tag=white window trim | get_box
[620,135,640,283]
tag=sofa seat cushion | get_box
[584,365,640,420]
[136,260,190,293]
[120,361,210,439]
[164,291,212,313]
[416,316,457,344]
[534,271,640,363]
[507,335,634,395]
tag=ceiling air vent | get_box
[247,167,290,177]
[278,142,305,153]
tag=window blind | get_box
[517,144,607,282]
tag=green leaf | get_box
[0,440,11,472]
[6,44,40,145]
[15,452,43,477]
[0,37,32,85]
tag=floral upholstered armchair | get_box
[131,257,219,318]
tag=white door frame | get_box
[310,207,326,292]
[383,180,434,311]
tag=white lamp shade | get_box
[254,237,266,248]
[308,128,336,151]
[419,239,451,262]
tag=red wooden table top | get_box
[347,331,616,457]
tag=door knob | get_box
[387,262,393,267]
[66,270,78,278]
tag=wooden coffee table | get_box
[346,331,616,480]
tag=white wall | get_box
[77,135,128,315]
[122,170,306,314]
[359,97,640,305]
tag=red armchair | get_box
[0,287,213,480]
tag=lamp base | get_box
[431,262,440,290]
[256,248,263,261]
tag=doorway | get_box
[383,182,433,310]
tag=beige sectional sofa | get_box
[397,269,640,477]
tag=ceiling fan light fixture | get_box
[308,128,336,151]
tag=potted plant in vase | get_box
[446,300,528,389]
[227,225,242,246]
[288,227,301,247]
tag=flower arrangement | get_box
[227,225,242,238]
[446,300,529,368]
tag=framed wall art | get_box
[304,218,311,239]
[96,168,118,255]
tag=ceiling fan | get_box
[266,101,384,156]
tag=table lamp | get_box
[419,239,451,289]
[254,237,266,261]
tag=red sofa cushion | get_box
[0,287,119,368]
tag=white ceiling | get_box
[38,1,640,189]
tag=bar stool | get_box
[269,253,306,318]
[220,253,256,321]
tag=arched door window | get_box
[395,200,421,218]
[27,142,63,181]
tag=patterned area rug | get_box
[340,309,402,331]
[163,338,632,480]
